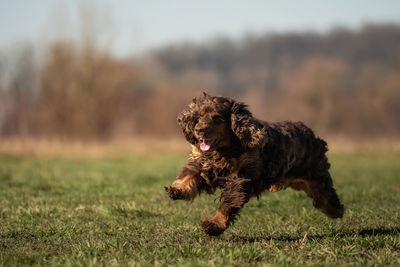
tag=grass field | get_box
[0,153,399,266]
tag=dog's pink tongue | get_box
[200,140,211,151]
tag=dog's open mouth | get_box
[199,139,218,151]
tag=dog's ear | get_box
[230,101,266,149]
[177,93,212,145]
[201,91,210,98]
[177,100,198,145]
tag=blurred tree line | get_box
[1,24,399,140]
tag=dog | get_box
[165,92,344,236]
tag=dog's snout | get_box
[195,123,208,134]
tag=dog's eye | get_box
[212,115,225,124]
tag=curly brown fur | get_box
[166,92,344,236]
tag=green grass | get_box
[0,153,399,266]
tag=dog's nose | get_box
[195,123,207,134]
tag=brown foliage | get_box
[34,42,146,139]
[1,24,400,140]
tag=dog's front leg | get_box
[165,161,202,201]
[200,177,251,236]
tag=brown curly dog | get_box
[165,92,344,236]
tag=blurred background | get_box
[1,0,400,155]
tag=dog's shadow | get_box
[230,227,400,243]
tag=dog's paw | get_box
[164,186,184,200]
[200,215,226,236]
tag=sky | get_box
[1,0,400,56]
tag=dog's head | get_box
[177,92,266,152]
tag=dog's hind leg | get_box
[200,177,251,236]
[290,172,344,218]
[308,172,344,218]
